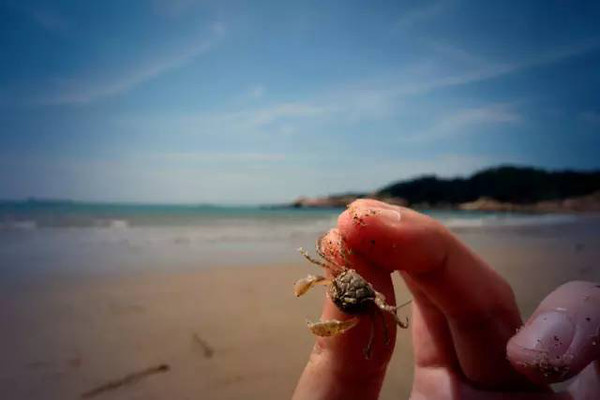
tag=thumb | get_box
[507,281,600,384]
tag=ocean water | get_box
[0,201,597,279]
[0,201,587,230]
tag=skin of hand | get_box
[292,199,600,400]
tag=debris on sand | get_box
[192,333,214,358]
[80,364,169,398]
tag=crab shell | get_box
[328,269,377,314]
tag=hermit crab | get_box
[294,236,410,358]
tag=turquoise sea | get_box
[0,200,597,279]
[0,200,585,229]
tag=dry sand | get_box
[1,226,599,399]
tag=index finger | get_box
[292,229,398,400]
[338,199,529,389]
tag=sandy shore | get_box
[1,225,599,399]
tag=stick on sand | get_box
[80,364,170,398]
[192,333,214,358]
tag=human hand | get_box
[292,200,600,399]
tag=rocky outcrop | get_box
[291,195,359,208]
[460,192,600,213]
[459,197,519,212]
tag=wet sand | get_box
[1,224,599,399]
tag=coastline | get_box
[287,191,600,213]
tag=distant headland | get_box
[287,165,600,212]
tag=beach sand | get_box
[1,224,599,399]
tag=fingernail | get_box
[511,311,575,357]
[377,208,402,224]
[355,207,401,222]
[348,206,402,228]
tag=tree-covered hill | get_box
[376,166,600,205]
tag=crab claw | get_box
[306,317,359,337]
[293,274,330,297]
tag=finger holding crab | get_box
[295,263,409,335]
[293,251,360,340]
[292,229,402,400]
[299,230,402,355]
[295,236,410,343]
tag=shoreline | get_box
[285,195,600,214]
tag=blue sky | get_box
[1,0,599,204]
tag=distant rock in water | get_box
[291,193,407,209]
[289,165,600,212]
[292,194,361,208]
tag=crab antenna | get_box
[297,247,334,270]
[395,299,413,310]
[315,234,329,260]
[386,308,409,329]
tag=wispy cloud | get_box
[5,2,70,32]
[579,110,600,126]
[413,40,600,95]
[201,102,331,130]
[156,151,287,162]
[152,0,203,18]
[30,7,69,31]
[438,103,521,129]
[400,103,521,143]
[126,39,596,142]
[36,22,225,105]
[314,39,600,123]
[116,100,336,145]
[248,103,332,125]
[236,84,267,102]
[248,85,266,99]
[305,40,598,120]
[394,0,452,30]
[122,36,600,148]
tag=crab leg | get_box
[306,317,359,337]
[297,247,337,270]
[374,292,411,329]
[363,313,376,359]
[377,307,390,346]
[293,274,331,297]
